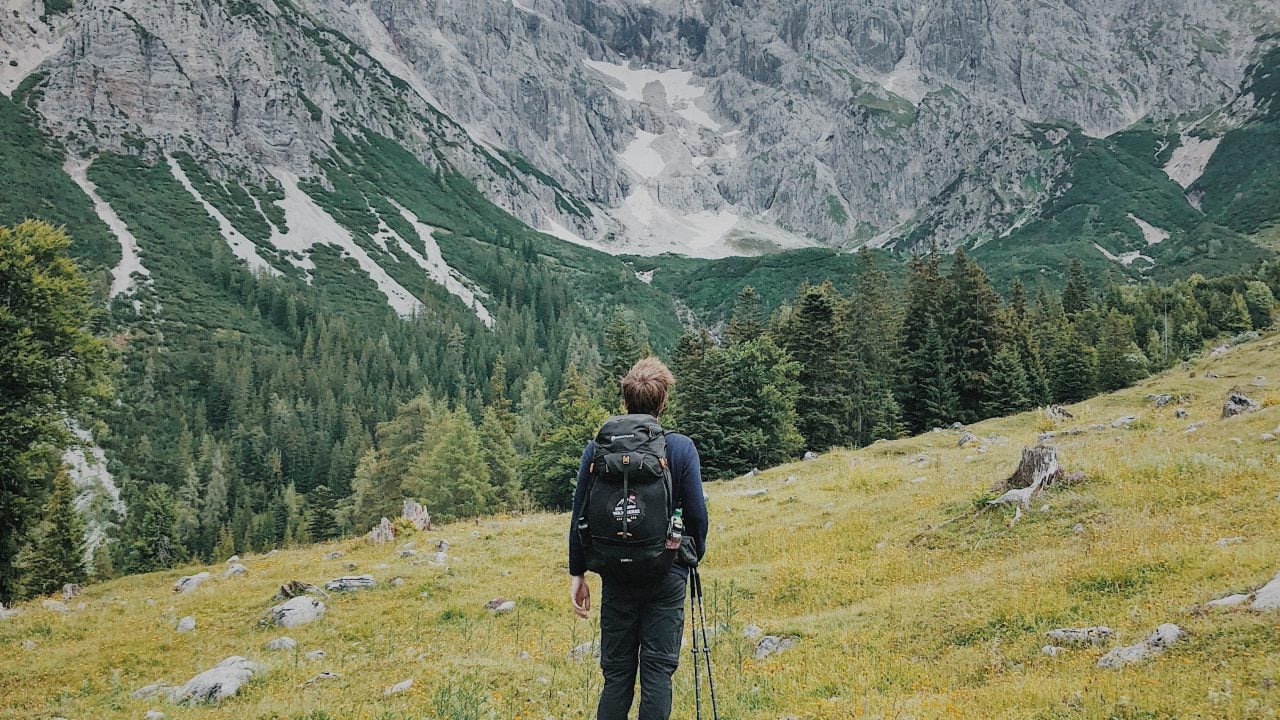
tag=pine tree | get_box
[521,365,608,510]
[779,282,850,452]
[306,485,339,542]
[173,465,202,556]
[212,525,236,561]
[898,253,955,432]
[1244,280,1276,330]
[0,221,109,603]
[479,407,522,509]
[408,410,494,522]
[945,249,1005,423]
[910,318,958,430]
[514,370,551,453]
[847,251,902,445]
[199,441,229,557]
[127,485,178,573]
[1095,310,1149,392]
[982,346,1032,417]
[1050,321,1098,403]
[725,286,766,344]
[1062,258,1093,315]
[604,307,644,388]
[25,472,86,597]
[1226,291,1252,333]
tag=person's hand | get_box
[570,575,590,619]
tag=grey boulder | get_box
[269,596,326,628]
[171,656,259,704]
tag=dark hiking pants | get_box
[597,571,687,720]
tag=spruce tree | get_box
[1062,258,1093,315]
[306,485,339,542]
[1050,321,1098,402]
[912,318,958,430]
[604,307,644,387]
[898,253,955,432]
[478,407,521,509]
[1244,280,1276,330]
[945,249,1005,423]
[212,525,236,561]
[127,485,178,573]
[725,286,766,344]
[1095,310,1149,392]
[779,282,850,452]
[409,410,494,522]
[982,347,1032,417]
[0,222,108,603]
[515,370,551,454]
[521,365,608,510]
[25,472,86,597]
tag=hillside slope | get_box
[3,335,1280,719]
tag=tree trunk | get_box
[1000,445,1062,491]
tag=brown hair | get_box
[621,357,674,416]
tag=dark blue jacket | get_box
[568,432,708,578]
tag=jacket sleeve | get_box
[679,439,709,564]
[567,443,593,576]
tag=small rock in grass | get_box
[305,650,325,661]
[22,639,37,651]
[957,431,978,447]
[41,599,69,613]
[131,683,172,700]
[742,624,763,639]
[268,596,326,628]
[753,636,797,660]
[222,564,247,579]
[909,476,928,484]
[1045,627,1113,647]
[225,555,240,564]
[1215,536,1244,547]
[0,603,17,620]
[1175,408,1189,419]
[323,551,344,560]
[569,641,600,661]
[1097,624,1184,669]
[1186,422,1204,433]
[1262,433,1276,442]
[265,637,296,651]
[384,679,413,696]
[1222,391,1260,419]
[172,572,210,594]
[1205,594,1251,609]
[62,583,82,599]
[1252,571,1280,611]
[390,577,404,587]
[172,656,258,704]
[1111,416,1138,428]
[176,616,196,633]
[1042,645,1063,657]
[144,711,166,720]
[741,488,767,497]
[306,672,341,686]
[485,598,516,613]
[325,575,375,592]
[784,475,797,484]
[400,549,417,558]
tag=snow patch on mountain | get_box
[1163,134,1220,188]
[583,59,722,131]
[63,421,126,566]
[63,155,150,299]
[1094,242,1155,268]
[167,156,280,276]
[267,169,422,316]
[387,200,495,328]
[620,130,666,179]
[1127,213,1170,246]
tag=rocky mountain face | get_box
[10,0,1280,260]
[3,0,1279,268]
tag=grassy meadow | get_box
[4,335,1280,719]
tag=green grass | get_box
[5,333,1280,718]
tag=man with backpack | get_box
[569,357,708,720]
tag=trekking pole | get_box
[692,569,721,720]
[689,574,703,720]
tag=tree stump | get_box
[1000,445,1062,492]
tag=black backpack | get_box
[576,414,677,582]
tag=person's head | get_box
[620,356,674,417]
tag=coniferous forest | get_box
[3,218,1279,603]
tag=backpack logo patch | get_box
[612,494,644,524]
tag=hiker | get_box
[569,357,708,720]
